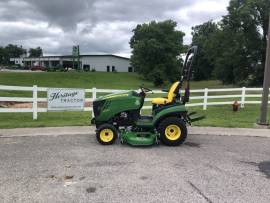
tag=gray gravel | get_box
[0,133,270,203]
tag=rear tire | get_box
[157,117,187,146]
[96,124,118,145]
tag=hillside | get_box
[0,72,231,90]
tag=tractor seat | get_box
[152,81,180,105]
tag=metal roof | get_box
[16,54,130,60]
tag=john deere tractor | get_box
[91,46,204,146]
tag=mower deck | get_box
[121,130,158,146]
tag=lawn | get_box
[0,72,152,89]
[188,105,270,128]
[0,72,267,129]
[0,72,152,97]
[0,72,231,89]
[0,111,90,129]
[0,72,231,97]
[0,105,268,129]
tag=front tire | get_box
[96,124,118,145]
[157,117,187,146]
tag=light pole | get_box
[77,45,80,71]
[257,15,270,126]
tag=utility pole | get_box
[72,45,80,71]
[258,14,270,126]
[77,45,80,71]
[72,46,75,70]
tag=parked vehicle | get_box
[11,65,21,69]
[31,66,46,71]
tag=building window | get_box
[107,65,110,72]
[112,66,115,72]
[128,67,133,72]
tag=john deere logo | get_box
[135,99,140,106]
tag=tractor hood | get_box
[95,91,133,101]
[92,90,144,122]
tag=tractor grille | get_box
[93,100,105,118]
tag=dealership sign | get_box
[47,88,85,111]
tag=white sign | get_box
[47,88,85,111]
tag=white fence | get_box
[0,85,269,120]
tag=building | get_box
[10,54,133,72]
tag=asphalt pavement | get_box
[1,131,270,203]
[1,126,270,138]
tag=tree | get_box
[191,21,219,80]
[0,44,26,65]
[130,20,185,86]
[245,0,270,85]
[0,47,4,64]
[213,0,267,85]
[29,47,43,57]
[192,0,269,86]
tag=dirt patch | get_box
[64,175,74,180]
[241,161,258,167]
[86,161,133,167]
[185,142,200,148]
[140,176,148,180]
[47,175,57,179]
[258,161,270,179]
[79,176,86,181]
[86,187,96,193]
[240,160,270,179]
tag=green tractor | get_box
[91,46,204,146]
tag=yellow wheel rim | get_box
[165,125,181,141]
[100,129,114,142]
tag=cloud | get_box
[0,0,230,56]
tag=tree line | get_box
[1,0,269,86]
[0,44,43,65]
[130,0,270,86]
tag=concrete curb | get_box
[189,126,270,138]
[0,126,270,138]
[0,126,95,138]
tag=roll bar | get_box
[180,46,198,104]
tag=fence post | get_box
[241,86,246,108]
[33,85,38,120]
[203,88,208,110]
[92,87,97,118]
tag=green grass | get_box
[0,72,153,97]
[0,72,230,89]
[0,72,152,88]
[0,112,90,129]
[189,105,270,128]
[1,72,265,129]
[0,72,231,97]
[189,80,234,89]
[0,105,268,129]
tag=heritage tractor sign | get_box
[47,88,85,111]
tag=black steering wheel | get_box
[139,85,153,94]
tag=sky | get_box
[0,0,230,57]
